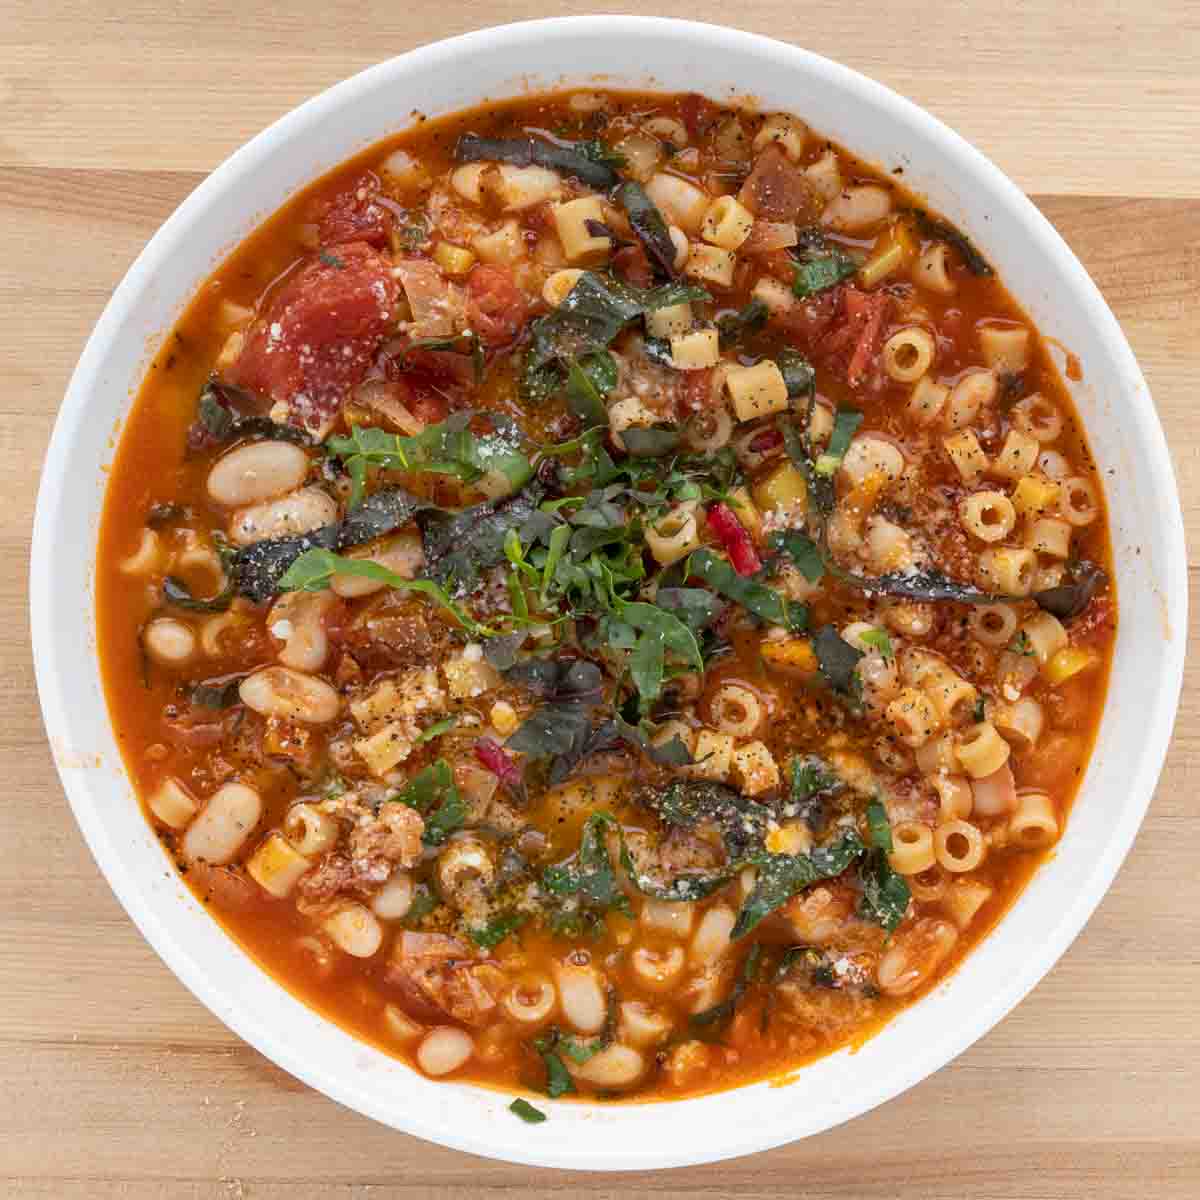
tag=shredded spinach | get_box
[455,132,621,190]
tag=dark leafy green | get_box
[910,208,993,277]
[620,425,681,457]
[188,675,245,709]
[812,624,864,698]
[1034,560,1108,620]
[509,1098,547,1124]
[692,944,762,1032]
[541,813,631,934]
[717,299,768,348]
[335,487,431,549]
[276,546,491,636]
[162,573,235,613]
[687,548,806,631]
[394,331,485,384]
[565,352,617,426]
[767,529,825,584]
[230,525,338,605]
[455,132,621,190]
[467,911,526,950]
[615,180,677,277]
[732,830,866,938]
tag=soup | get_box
[96,89,1115,1108]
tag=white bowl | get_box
[32,16,1187,1170]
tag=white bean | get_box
[182,782,262,865]
[207,440,309,507]
[416,1027,474,1076]
[555,963,607,1034]
[330,531,425,598]
[689,905,735,965]
[570,1043,645,1089]
[321,902,384,958]
[268,590,334,672]
[821,184,892,233]
[383,1003,425,1042]
[239,667,340,724]
[230,486,337,547]
[143,617,196,665]
[502,976,557,1025]
[877,917,958,996]
[371,871,415,920]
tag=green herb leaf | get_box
[766,529,826,584]
[616,180,678,277]
[620,425,680,457]
[467,911,526,950]
[717,299,768,348]
[732,830,865,939]
[859,628,894,661]
[422,790,466,846]
[456,132,620,191]
[866,799,893,851]
[509,1097,547,1124]
[793,250,858,298]
[859,847,911,934]
[541,813,631,925]
[535,1041,576,1099]
[277,547,491,636]
[812,624,865,698]
[415,716,459,744]
[687,549,806,631]
[909,208,993,277]
[614,600,704,704]
[776,348,816,399]
[814,409,863,476]
[565,352,616,426]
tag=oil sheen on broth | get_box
[96,89,1115,1103]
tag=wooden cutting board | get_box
[1,3,1196,1196]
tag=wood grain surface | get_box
[2,5,1197,1196]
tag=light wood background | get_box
[2,4,1197,1197]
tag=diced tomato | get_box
[229,241,400,430]
[317,174,395,249]
[738,146,819,223]
[749,428,783,453]
[815,287,891,387]
[611,243,656,289]
[680,93,720,141]
[778,286,842,347]
[465,264,528,347]
[681,367,716,412]
[707,502,762,576]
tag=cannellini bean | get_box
[120,527,163,575]
[822,185,892,233]
[206,440,309,507]
[555,962,607,1034]
[877,917,957,996]
[502,976,557,1025]
[230,486,337,546]
[322,902,384,958]
[143,617,197,665]
[618,1000,673,1047]
[239,667,340,724]
[689,905,735,965]
[268,590,334,672]
[330,531,424,599]
[630,944,686,992]
[417,1027,474,1076]
[182,782,262,865]
[371,870,415,920]
[569,1043,646,1089]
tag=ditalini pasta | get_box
[96,88,1115,1105]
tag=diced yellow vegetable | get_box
[432,242,476,276]
[725,487,763,540]
[752,461,808,513]
[858,222,916,288]
[761,636,818,674]
[1045,646,1099,685]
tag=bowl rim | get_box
[31,15,1187,1170]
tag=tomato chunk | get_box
[229,241,399,430]
[738,147,819,223]
[317,174,395,249]
[465,264,528,347]
[707,502,762,576]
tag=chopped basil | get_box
[859,628,894,661]
[508,1097,547,1124]
[467,911,526,950]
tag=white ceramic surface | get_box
[31,16,1187,1170]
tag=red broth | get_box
[96,90,1114,1102]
